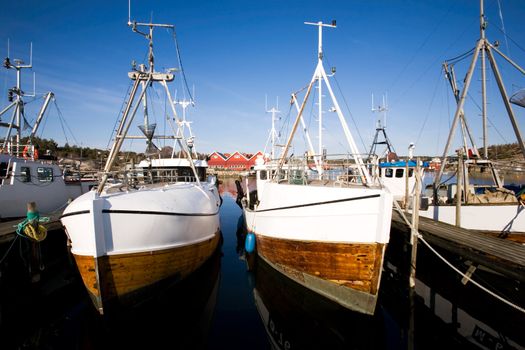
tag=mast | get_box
[278,21,371,184]
[98,18,200,193]
[1,43,52,155]
[368,94,396,161]
[267,105,280,160]
[434,0,525,189]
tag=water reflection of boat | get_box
[14,244,222,349]
[252,255,386,350]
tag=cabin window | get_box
[0,162,7,178]
[384,168,393,178]
[259,170,267,180]
[37,167,54,182]
[20,167,31,182]
[408,169,414,177]
[395,169,404,178]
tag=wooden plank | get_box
[391,209,525,282]
[256,234,384,294]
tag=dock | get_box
[391,209,525,283]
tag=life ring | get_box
[22,145,38,160]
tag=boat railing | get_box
[272,153,371,185]
[99,167,204,188]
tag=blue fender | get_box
[245,232,256,253]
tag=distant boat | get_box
[0,49,94,220]
[239,21,393,315]
[60,18,221,314]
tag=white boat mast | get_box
[98,17,200,193]
[174,98,197,157]
[267,105,280,161]
[434,0,525,188]
[1,43,53,156]
[279,21,371,184]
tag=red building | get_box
[207,151,264,170]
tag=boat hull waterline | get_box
[243,182,392,315]
[61,182,221,313]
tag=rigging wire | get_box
[496,0,511,57]
[52,100,72,146]
[170,28,194,102]
[492,24,525,55]
[332,75,368,153]
[387,2,458,93]
[324,55,368,152]
[106,81,134,151]
[445,48,475,65]
[415,69,443,147]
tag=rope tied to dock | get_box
[15,202,48,242]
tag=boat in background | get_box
[240,21,393,315]
[418,0,525,235]
[60,16,221,314]
[0,48,94,220]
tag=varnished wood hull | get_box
[255,234,386,315]
[73,231,220,314]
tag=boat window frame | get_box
[384,168,394,178]
[395,168,404,178]
[20,166,31,183]
[37,167,54,182]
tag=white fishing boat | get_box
[240,21,393,315]
[417,0,525,235]
[0,48,94,220]
[60,17,221,314]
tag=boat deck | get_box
[391,209,525,283]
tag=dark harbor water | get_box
[0,177,524,349]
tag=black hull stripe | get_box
[251,194,381,213]
[60,210,90,218]
[60,209,218,219]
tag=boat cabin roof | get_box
[379,160,429,168]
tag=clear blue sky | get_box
[1,0,524,157]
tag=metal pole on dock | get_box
[405,158,409,211]
[409,158,421,288]
[456,150,463,227]
[408,158,421,350]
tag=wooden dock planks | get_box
[391,209,525,282]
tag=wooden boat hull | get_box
[254,234,385,315]
[73,231,220,313]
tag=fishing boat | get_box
[240,21,393,315]
[0,48,94,220]
[60,17,221,314]
[417,0,525,235]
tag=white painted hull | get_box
[0,156,94,219]
[244,182,392,244]
[418,204,525,233]
[60,182,221,257]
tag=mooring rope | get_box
[392,201,525,314]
